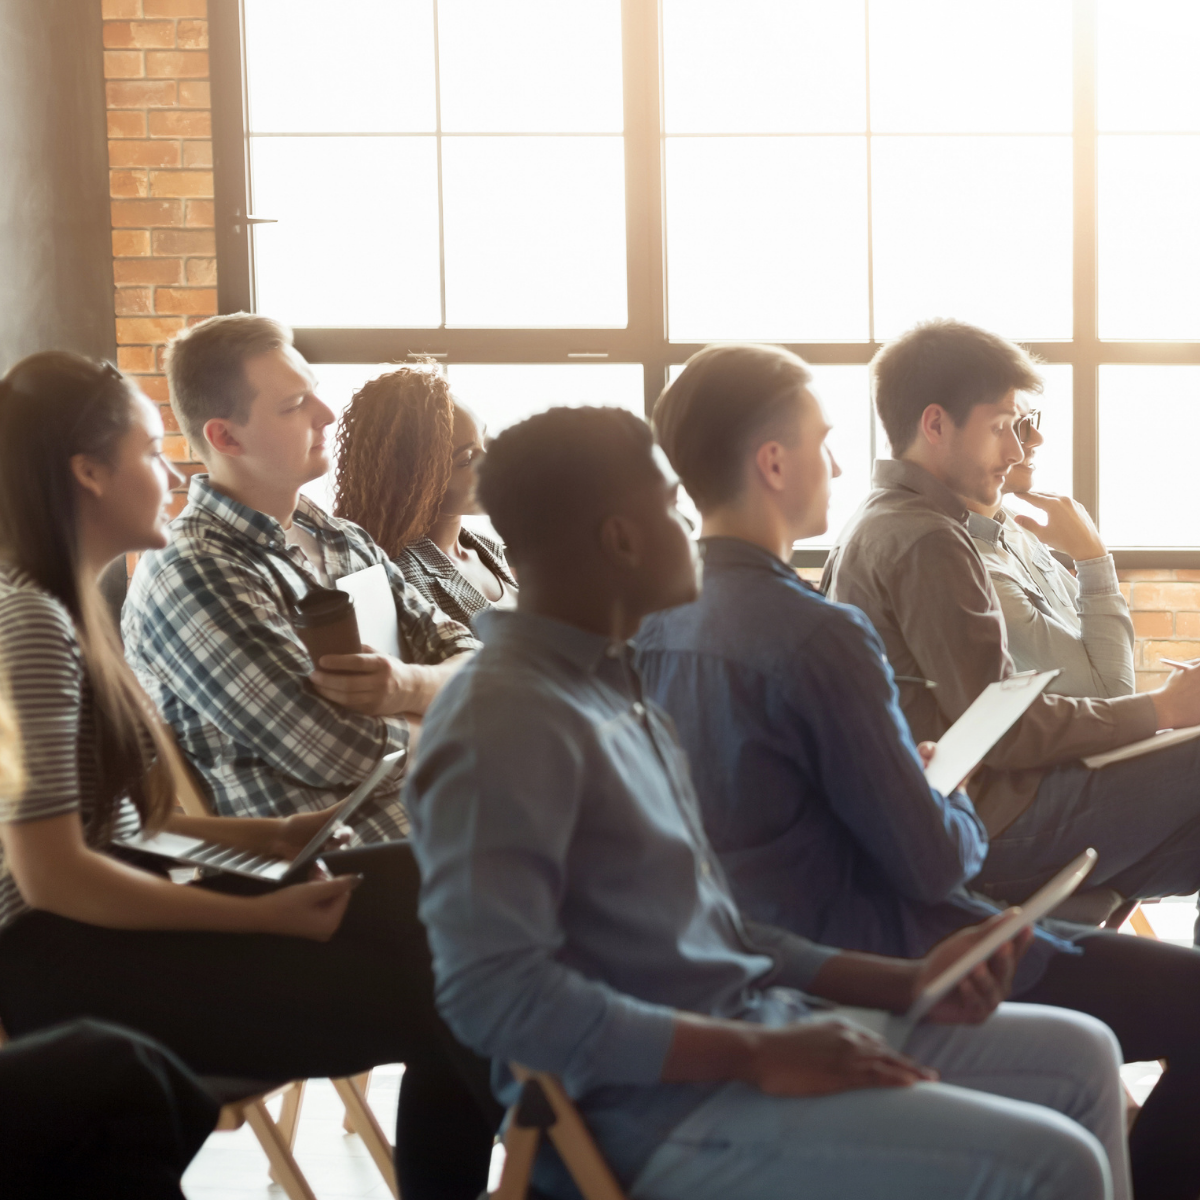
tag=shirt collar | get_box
[184,474,337,549]
[699,535,802,583]
[475,608,625,677]
[966,509,1006,546]
[872,459,971,524]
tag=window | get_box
[212,1,1200,562]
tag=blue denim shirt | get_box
[636,537,1060,991]
[405,608,839,1191]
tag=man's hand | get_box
[1008,491,1106,562]
[914,912,1033,1025]
[916,740,974,792]
[266,806,352,861]
[1151,658,1200,731]
[310,646,431,716]
[747,1022,937,1096]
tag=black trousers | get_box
[1021,931,1200,1200]
[0,842,502,1200]
[0,1018,217,1199]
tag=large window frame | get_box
[209,0,1200,568]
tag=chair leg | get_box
[333,1075,399,1198]
[1129,903,1160,939]
[268,1081,307,1187]
[244,1097,319,1200]
[342,1070,372,1132]
[492,1122,539,1200]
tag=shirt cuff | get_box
[1075,553,1120,597]
[742,920,843,990]
[1108,691,1160,746]
[582,996,679,1088]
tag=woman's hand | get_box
[266,806,352,861]
[1009,491,1106,562]
[250,874,362,941]
[914,912,1033,1025]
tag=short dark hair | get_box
[164,312,292,452]
[652,343,813,512]
[477,406,659,563]
[873,320,1042,455]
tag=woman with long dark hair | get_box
[0,352,498,1199]
[333,364,516,626]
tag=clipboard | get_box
[336,563,401,658]
[924,669,1060,796]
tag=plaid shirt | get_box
[122,475,480,842]
[394,528,518,628]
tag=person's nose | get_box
[313,395,336,428]
[828,448,843,479]
[1003,425,1024,466]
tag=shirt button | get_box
[699,859,712,877]
[631,701,645,718]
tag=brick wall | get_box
[102,0,211,511]
[1119,570,1200,692]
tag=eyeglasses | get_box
[1016,409,1041,444]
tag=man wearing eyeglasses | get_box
[966,402,1136,700]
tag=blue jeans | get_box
[628,1004,1128,1200]
[978,735,1200,903]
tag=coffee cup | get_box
[293,587,361,668]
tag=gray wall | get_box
[0,0,115,369]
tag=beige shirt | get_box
[821,460,1157,835]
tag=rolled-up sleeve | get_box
[406,688,678,1095]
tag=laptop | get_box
[115,749,406,883]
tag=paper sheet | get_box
[336,563,401,659]
[924,669,1060,795]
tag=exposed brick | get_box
[104,20,175,49]
[1116,569,1175,581]
[112,229,151,256]
[1119,582,1132,602]
[185,257,216,285]
[148,110,210,138]
[1177,611,1200,639]
[109,168,148,198]
[108,139,181,168]
[114,257,184,285]
[181,139,212,167]
[152,228,215,256]
[146,50,209,78]
[117,346,157,373]
[107,110,146,138]
[104,50,144,78]
[159,403,181,433]
[167,492,188,518]
[1174,570,1200,582]
[114,286,153,315]
[116,316,186,344]
[149,169,213,198]
[163,432,191,459]
[1142,640,1200,668]
[155,344,169,372]
[106,79,176,107]
[143,0,207,16]
[178,81,211,108]
[1136,671,1169,693]
[185,199,214,227]
[1131,582,1200,611]
[111,198,184,227]
[1131,610,1173,639]
[185,314,211,327]
[103,0,143,16]
[177,19,208,49]
[141,377,173,403]
[155,287,217,315]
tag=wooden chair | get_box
[488,1066,626,1200]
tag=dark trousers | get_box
[1021,930,1200,1200]
[0,842,501,1200]
[0,1018,217,1200]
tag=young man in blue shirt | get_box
[636,342,1200,1198]
[405,404,1128,1200]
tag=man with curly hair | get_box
[122,313,478,844]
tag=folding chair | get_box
[487,1065,626,1200]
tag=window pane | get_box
[1098,136,1200,340]
[869,0,1072,133]
[438,0,622,133]
[250,138,441,327]
[662,0,865,133]
[441,137,627,327]
[1099,366,1200,547]
[871,137,1073,340]
[1098,0,1200,132]
[805,365,872,548]
[665,137,869,342]
[244,0,435,133]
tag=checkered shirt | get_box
[122,475,480,842]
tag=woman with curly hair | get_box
[333,364,517,627]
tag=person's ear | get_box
[918,403,949,447]
[752,440,788,493]
[69,453,111,500]
[598,513,643,570]
[203,417,245,458]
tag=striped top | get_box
[0,563,139,932]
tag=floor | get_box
[182,896,1197,1198]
